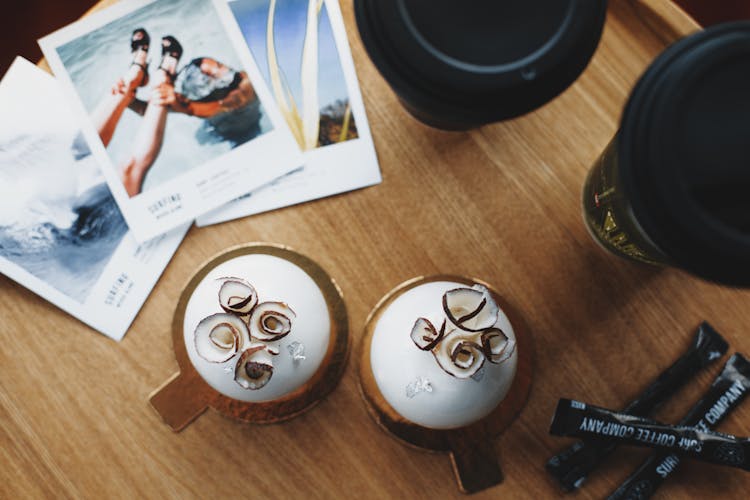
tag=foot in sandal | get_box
[127,28,150,89]
[158,35,183,82]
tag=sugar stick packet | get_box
[607,353,750,499]
[545,322,728,490]
[549,397,750,472]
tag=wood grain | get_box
[4,0,750,498]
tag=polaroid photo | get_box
[0,58,188,340]
[196,0,381,226]
[39,0,303,241]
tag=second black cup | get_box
[354,0,608,130]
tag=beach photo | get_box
[198,0,381,225]
[55,0,271,197]
[40,0,303,241]
[0,58,186,340]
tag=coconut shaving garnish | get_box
[235,345,274,390]
[195,313,249,363]
[194,277,296,390]
[218,278,258,316]
[410,284,515,378]
[250,302,296,341]
[481,328,515,364]
[434,331,486,378]
[443,285,499,332]
[410,317,445,350]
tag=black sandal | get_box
[159,35,183,82]
[130,28,150,87]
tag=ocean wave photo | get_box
[0,133,128,303]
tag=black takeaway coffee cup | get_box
[583,22,750,286]
[354,0,607,130]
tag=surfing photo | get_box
[40,0,303,241]
[0,58,186,340]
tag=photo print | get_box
[0,58,187,340]
[197,0,380,226]
[40,0,303,241]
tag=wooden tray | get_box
[7,1,750,498]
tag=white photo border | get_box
[0,58,189,340]
[197,0,381,226]
[39,0,303,241]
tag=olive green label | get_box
[592,198,657,264]
[583,141,663,265]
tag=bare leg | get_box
[120,47,180,197]
[92,31,150,146]
[92,66,146,147]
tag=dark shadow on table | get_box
[2,0,93,75]
[4,0,750,77]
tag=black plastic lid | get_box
[354,0,607,128]
[619,22,750,286]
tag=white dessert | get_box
[370,281,518,429]
[183,254,330,402]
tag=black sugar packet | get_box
[607,353,750,500]
[545,322,728,491]
[549,391,750,473]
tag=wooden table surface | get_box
[4,1,750,498]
